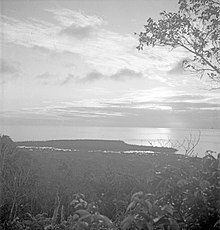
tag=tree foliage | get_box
[136,0,220,85]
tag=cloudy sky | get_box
[0,0,220,131]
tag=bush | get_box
[0,136,219,229]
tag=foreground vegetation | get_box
[0,135,219,230]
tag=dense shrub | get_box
[0,135,219,230]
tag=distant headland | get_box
[16,139,177,154]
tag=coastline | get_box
[16,139,178,154]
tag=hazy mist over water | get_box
[1,125,219,156]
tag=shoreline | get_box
[16,139,178,154]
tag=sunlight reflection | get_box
[1,125,220,157]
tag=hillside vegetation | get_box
[0,135,219,230]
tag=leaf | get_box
[136,211,152,223]
[44,224,53,230]
[162,204,174,216]
[91,214,114,227]
[74,210,90,217]
[154,216,170,227]
[200,180,210,191]
[153,217,161,223]
[74,193,85,200]
[177,179,188,187]
[87,202,98,213]
[76,221,89,230]
[134,219,144,230]
[70,199,79,206]
[156,178,166,191]
[79,198,85,202]
[168,218,180,230]
[131,191,143,201]
[214,219,220,228]
[68,215,78,225]
[79,214,92,222]
[72,214,80,221]
[126,200,138,212]
[145,221,154,230]
[144,193,154,200]
[134,218,153,230]
[120,215,134,230]
[144,199,153,214]
[194,190,202,199]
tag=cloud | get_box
[0,59,20,83]
[35,72,56,84]
[51,8,104,39]
[2,104,125,122]
[0,59,18,74]
[99,89,220,112]
[76,68,144,82]
[61,74,76,85]
[60,24,98,39]
[83,70,104,82]
[168,102,220,111]
[1,86,220,128]
[164,92,220,105]
[2,101,220,128]
[165,94,206,102]
[0,8,188,83]
[36,72,78,85]
[103,99,220,111]
[47,8,104,28]
[36,72,53,79]
[111,68,143,80]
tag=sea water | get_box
[1,125,220,157]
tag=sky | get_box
[0,0,220,132]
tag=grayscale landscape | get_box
[0,0,220,229]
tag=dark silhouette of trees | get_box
[0,135,33,223]
[136,0,220,86]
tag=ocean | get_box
[1,125,220,157]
